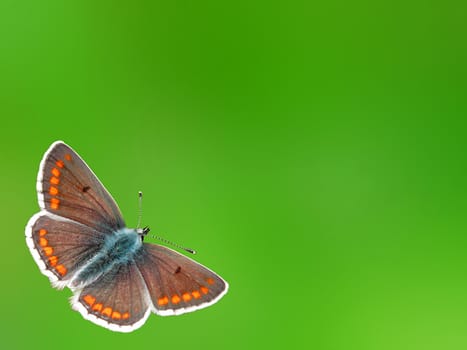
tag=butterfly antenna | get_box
[137,191,196,254]
[136,191,143,229]
[151,235,197,255]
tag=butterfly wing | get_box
[37,140,125,232]
[25,212,107,288]
[26,141,125,288]
[71,260,151,333]
[135,243,228,315]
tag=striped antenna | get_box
[152,235,196,255]
[136,191,143,229]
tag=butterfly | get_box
[25,141,228,332]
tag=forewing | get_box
[136,244,228,315]
[37,141,125,233]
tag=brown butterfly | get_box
[25,141,228,332]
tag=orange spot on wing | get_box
[171,295,181,304]
[111,311,121,320]
[83,295,96,306]
[206,278,215,285]
[122,312,130,320]
[49,186,59,195]
[65,154,72,161]
[50,198,60,210]
[43,246,53,256]
[39,229,47,236]
[55,160,64,168]
[56,264,67,276]
[39,237,48,247]
[200,286,209,294]
[92,303,103,312]
[182,292,192,302]
[51,168,60,177]
[192,290,201,299]
[49,256,58,267]
[102,307,112,317]
[158,296,169,306]
[50,176,60,185]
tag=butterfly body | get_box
[26,141,228,332]
[72,228,143,288]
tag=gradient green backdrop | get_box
[1,1,467,349]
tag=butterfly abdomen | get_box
[71,228,142,287]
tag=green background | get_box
[1,1,467,349]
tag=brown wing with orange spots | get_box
[135,244,228,316]
[26,212,106,287]
[37,141,125,233]
[72,260,151,332]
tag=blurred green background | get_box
[1,0,467,349]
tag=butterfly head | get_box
[137,226,150,241]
